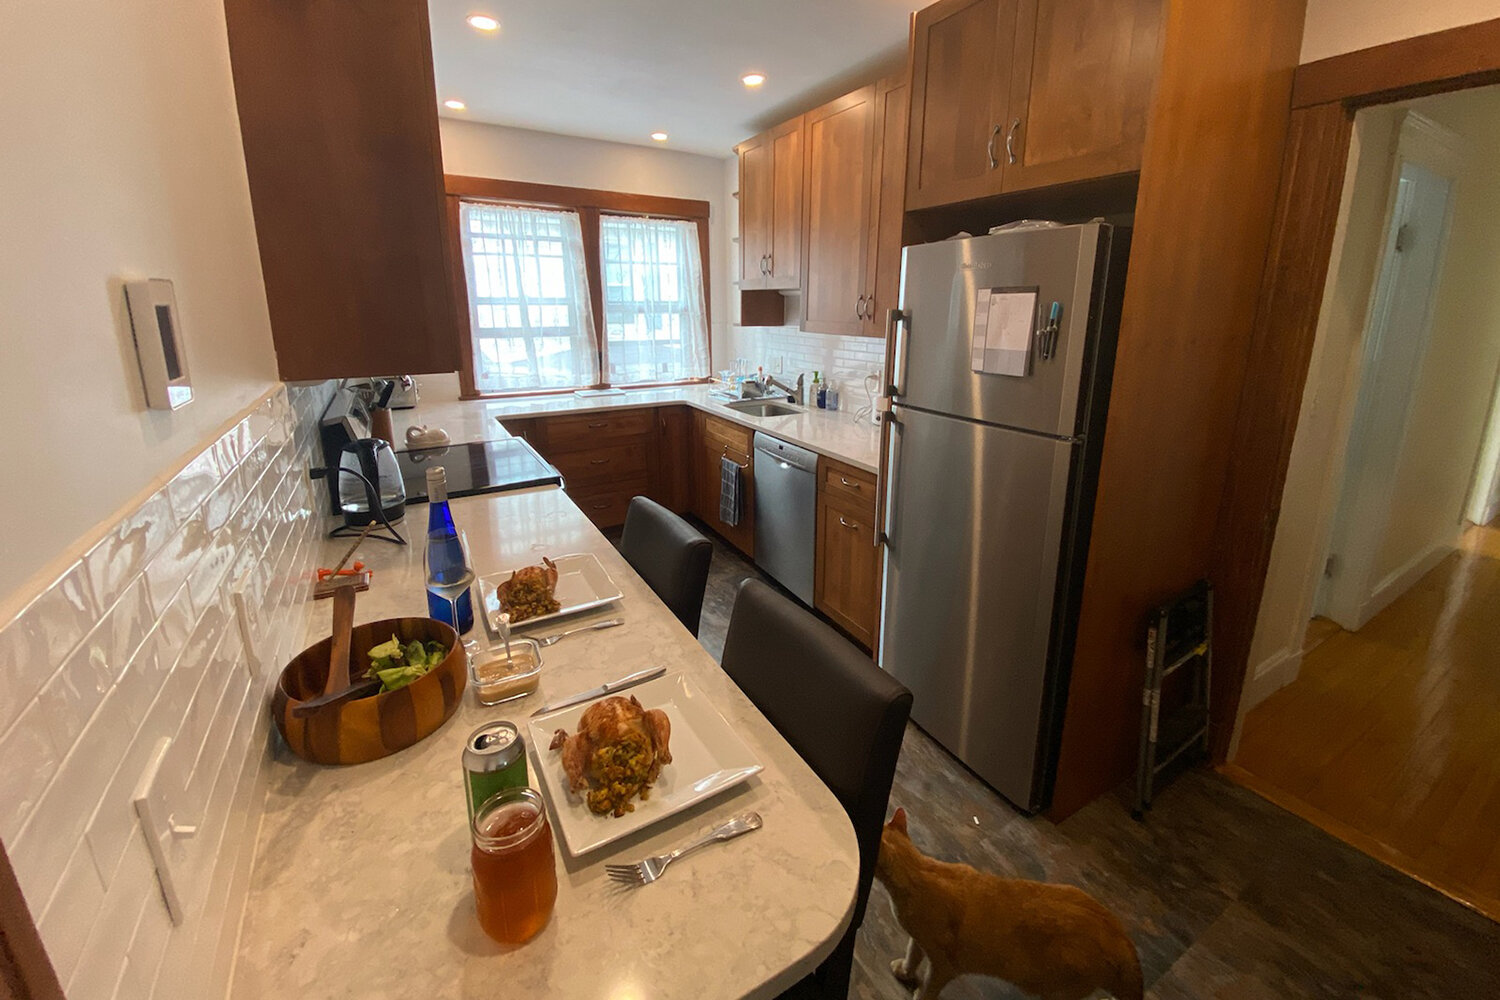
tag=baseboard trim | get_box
[1241,646,1303,713]
[1358,538,1455,627]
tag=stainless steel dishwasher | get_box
[752,431,819,604]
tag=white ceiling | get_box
[428,0,923,158]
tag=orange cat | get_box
[873,808,1144,1000]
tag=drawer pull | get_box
[589,501,611,511]
[839,516,860,530]
[839,477,861,490]
[590,458,609,465]
[587,421,609,429]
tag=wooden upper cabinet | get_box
[866,73,910,337]
[737,117,804,291]
[737,135,773,288]
[1003,0,1164,191]
[801,87,877,336]
[906,0,1020,210]
[905,0,1164,210]
[768,119,805,290]
[223,0,459,380]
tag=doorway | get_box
[1227,84,1500,921]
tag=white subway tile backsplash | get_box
[0,380,335,1000]
[143,510,209,615]
[0,703,59,844]
[165,450,221,522]
[36,623,114,757]
[37,840,106,984]
[84,490,175,611]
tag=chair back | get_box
[720,580,912,934]
[619,496,713,636]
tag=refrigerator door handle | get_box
[876,408,901,548]
[885,308,910,398]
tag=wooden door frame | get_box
[1210,17,1500,761]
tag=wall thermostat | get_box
[124,278,193,410]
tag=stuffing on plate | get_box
[549,695,672,816]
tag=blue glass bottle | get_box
[424,467,474,634]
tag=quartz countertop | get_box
[396,384,883,473]
[231,487,859,1000]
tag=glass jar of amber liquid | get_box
[471,787,557,944]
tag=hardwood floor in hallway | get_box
[1230,523,1500,920]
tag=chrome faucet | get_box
[765,373,804,405]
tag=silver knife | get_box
[529,667,667,717]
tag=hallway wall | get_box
[1374,91,1500,587]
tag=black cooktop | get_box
[396,438,561,503]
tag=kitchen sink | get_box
[723,399,802,418]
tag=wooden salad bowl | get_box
[272,617,468,765]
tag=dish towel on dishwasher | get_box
[719,455,742,527]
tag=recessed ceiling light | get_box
[741,73,766,88]
[650,131,669,142]
[466,13,500,31]
[444,99,467,111]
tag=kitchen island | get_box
[231,486,859,1000]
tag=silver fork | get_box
[605,812,763,886]
[533,617,624,647]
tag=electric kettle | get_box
[336,438,406,528]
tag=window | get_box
[458,202,599,394]
[600,215,710,385]
[448,177,712,398]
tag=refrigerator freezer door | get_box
[895,224,1108,438]
[878,405,1075,809]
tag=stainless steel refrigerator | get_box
[877,222,1130,812]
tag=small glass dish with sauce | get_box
[469,639,543,705]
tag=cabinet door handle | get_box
[866,294,875,319]
[1006,118,1021,165]
[839,516,860,530]
[987,124,1002,169]
[839,477,862,490]
[856,294,866,320]
[762,254,769,275]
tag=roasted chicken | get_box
[549,695,672,816]
[496,557,560,622]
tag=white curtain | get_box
[459,201,600,393]
[599,214,710,385]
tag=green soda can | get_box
[463,721,529,822]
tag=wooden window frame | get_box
[444,175,713,400]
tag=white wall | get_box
[1301,0,1500,62]
[0,0,280,614]
[1374,90,1500,579]
[438,118,732,361]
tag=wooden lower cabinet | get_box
[814,459,881,648]
[511,407,671,530]
[692,412,755,557]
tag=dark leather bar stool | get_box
[619,496,714,637]
[719,580,913,1000]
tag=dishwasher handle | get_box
[752,432,820,474]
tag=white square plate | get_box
[527,673,763,856]
[480,552,623,633]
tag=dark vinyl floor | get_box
[691,531,1500,1000]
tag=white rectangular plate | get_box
[480,552,623,632]
[527,673,763,856]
